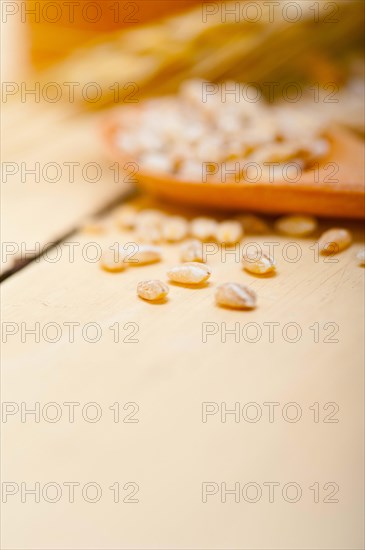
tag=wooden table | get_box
[1,91,364,549]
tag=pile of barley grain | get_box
[116,80,330,180]
[90,206,362,309]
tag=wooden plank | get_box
[2,203,364,549]
[1,106,134,275]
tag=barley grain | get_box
[137,280,169,301]
[100,249,127,273]
[237,214,269,235]
[139,152,173,173]
[242,252,276,275]
[162,216,189,242]
[215,220,243,244]
[180,240,205,263]
[318,228,352,255]
[125,244,162,265]
[275,215,317,236]
[167,262,211,284]
[191,217,217,241]
[215,283,257,310]
[135,209,165,243]
[136,222,162,243]
[356,249,365,265]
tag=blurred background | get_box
[4,0,364,127]
[1,0,364,270]
[1,5,364,550]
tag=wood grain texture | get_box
[2,197,364,549]
[1,31,364,542]
[1,103,134,275]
